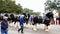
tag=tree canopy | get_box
[0,0,23,14]
[0,0,40,16]
[23,8,40,16]
[45,0,60,15]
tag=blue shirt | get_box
[19,17,24,25]
[1,20,8,30]
[29,17,33,22]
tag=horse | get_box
[4,13,19,24]
[22,13,30,24]
[32,12,53,31]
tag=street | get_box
[0,24,60,34]
[0,0,60,34]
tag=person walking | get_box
[18,15,24,33]
[1,16,8,34]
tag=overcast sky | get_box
[15,0,46,13]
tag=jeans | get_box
[1,29,8,34]
[18,25,23,33]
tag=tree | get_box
[23,8,33,14]
[57,9,60,16]
[0,0,23,14]
[32,12,40,16]
[45,0,60,16]
[45,2,57,11]
[23,8,40,16]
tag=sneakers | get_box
[18,30,24,33]
[18,30,20,32]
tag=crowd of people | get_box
[0,12,60,34]
[1,13,34,34]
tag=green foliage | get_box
[57,9,60,15]
[23,8,40,16]
[49,2,57,9]
[0,0,40,16]
[32,12,40,16]
[45,2,57,11]
[45,0,60,16]
[23,8,33,14]
[0,0,23,14]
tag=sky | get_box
[15,0,46,13]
